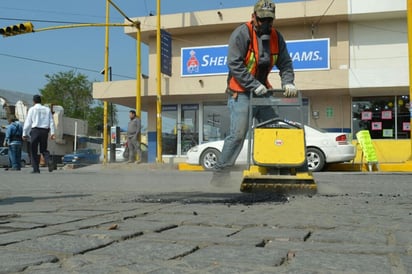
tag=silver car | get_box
[0,147,31,168]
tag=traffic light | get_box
[0,22,34,37]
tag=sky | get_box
[0,0,293,128]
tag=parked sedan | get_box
[0,147,31,168]
[186,121,356,172]
[62,148,100,165]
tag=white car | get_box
[99,145,127,162]
[186,121,356,172]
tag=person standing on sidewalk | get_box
[126,110,142,164]
[23,95,56,173]
[4,117,23,171]
[213,0,297,178]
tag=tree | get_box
[88,101,118,136]
[40,70,92,120]
[39,70,117,136]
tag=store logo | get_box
[186,50,199,73]
[275,139,284,146]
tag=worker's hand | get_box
[283,84,298,97]
[50,134,56,140]
[22,136,28,141]
[254,84,268,96]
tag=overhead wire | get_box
[0,52,135,80]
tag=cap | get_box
[254,0,276,19]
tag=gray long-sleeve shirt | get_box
[127,117,141,139]
[227,23,295,92]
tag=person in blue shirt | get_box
[4,117,23,170]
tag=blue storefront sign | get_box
[181,38,329,77]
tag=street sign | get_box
[161,29,172,76]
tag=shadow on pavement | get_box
[0,194,92,205]
[129,192,290,205]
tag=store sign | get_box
[181,38,330,77]
[161,29,172,77]
[162,105,177,111]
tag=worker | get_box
[212,0,297,182]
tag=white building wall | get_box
[349,18,408,88]
[348,0,405,14]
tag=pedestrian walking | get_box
[126,110,142,164]
[23,95,56,173]
[4,117,23,170]
[213,0,297,178]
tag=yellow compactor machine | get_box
[240,90,317,194]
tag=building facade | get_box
[93,0,410,162]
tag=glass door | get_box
[162,105,178,155]
[181,104,199,155]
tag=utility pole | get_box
[408,0,412,160]
[156,0,163,163]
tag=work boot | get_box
[210,167,231,187]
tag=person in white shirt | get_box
[23,95,56,173]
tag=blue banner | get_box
[181,38,329,77]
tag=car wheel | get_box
[20,160,26,168]
[200,148,221,171]
[306,147,325,172]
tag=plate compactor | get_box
[240,90,317,195]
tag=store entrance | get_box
[161,104,199,156]
[180,104,199,155]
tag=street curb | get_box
[178,163,204,171]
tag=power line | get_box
[0,52,135,80]
[0,5,122,21]
[0,17,93,25]
[313,0,336,26]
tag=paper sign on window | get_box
[361,111,372,120]
[382,129,393,137]
[371,122,382,130]
[381,110,392,120]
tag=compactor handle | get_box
[249,89,302,107]
[266,89,285,94]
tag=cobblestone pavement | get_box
[0,163,411,273]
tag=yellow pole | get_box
[408,0,412,160]
[136,23,141,118]
[135,22,142,162]
[103,0,110,164]
[156,0,163,163]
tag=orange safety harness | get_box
[228,21,279,93]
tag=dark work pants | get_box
[30,128,50,172]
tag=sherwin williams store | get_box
[93,0,410,163]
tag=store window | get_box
[202,103,230,142]
[352,96,410,139]
[162,105,177,155]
